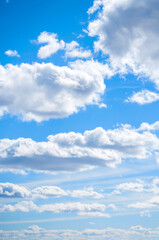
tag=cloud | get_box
[129,195,159,210]
[78,211,110,217]
[70,187,103,199]
[0,60,110,121]
[87,0,102,14]
[138,121,159,131]
[0,225,159,240]
[116,182,145,192]
[32,186,67,198]
[0,183,30,198]
[5,50,20,57]
[0,183,104,199]
[0,123,159,172]
[88,0,159,88]
[36,32,92,59]
[37,32,65,59]
[65,41,92,59]
[126,90,159,104]
[0,201,106,215]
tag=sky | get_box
[0,0,159,239]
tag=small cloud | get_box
[126,90,159,105]
[140,210,151,218]
[5,50,20,57]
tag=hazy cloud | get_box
[5,50,20,57]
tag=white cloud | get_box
[37,32,65,59]
[129,195,159,210]
[0,225,159,240]
[0,183,104,199]
[32,186,67,198]
[65,41,92,59]
[0,123,159,172]
[127,90,159,104]
[5,50,20,57]
[0,183,30,198]
[87,0,102,14]
[88,0,159,88]
[116,182,145,192]
[36,32,92,59]
[70,187,103,199]
[78,211,110,217]
[2,201,37,213]
[0,60,110,122]
[0,201,106,215]
[138,121,159,131]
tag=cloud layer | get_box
[0,225,159,240]
[0,183,103,199]
[0,123,159,172]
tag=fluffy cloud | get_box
[0,60,110,121]
[36,32,92,59]
[127,90,159,104]
[0,183,30,198]
[5,50,20,57]
[65,41,92,59]
[37,32,65,59]
[32,186,67,198]
[0,123,159,172]
[0,225,159,240]
[138,121,159,131]
[88,0,159,88]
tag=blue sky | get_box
[0,0,159,239]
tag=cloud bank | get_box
[0,123,159,172]
[0,225,159,240]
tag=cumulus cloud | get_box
[0,60,111,121]
[32,186,67,198]
[138,121,159,131]
[65,41,92,59]
[36,32,92,59]
[0,123,159,172]
[5,50,20,57]
[88,0,159,88]
[0,225,159,240]
[37,32,65,59]
[127,90,159,104]
[0,183,30,198]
